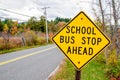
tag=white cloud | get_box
[0,0,27,9]
[0,0,93,22]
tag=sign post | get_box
[52,11,110,79]
[75,70,81,80]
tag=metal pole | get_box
[75,70,81,80]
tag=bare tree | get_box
[89,0,120,61]
[111,0,120,59]
[112,0,118,29]
[92,0,109,61]
[99,0,105,31]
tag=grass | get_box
[49,59,75,80]
[0,44,48,54]
[82,58,109,80]
[49,54,109,80]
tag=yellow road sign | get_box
[52,11,110,70]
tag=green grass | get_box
[0,44,48,54]
[50,54,109,80]
[82,58,109,80]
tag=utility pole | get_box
[42,7,50,43]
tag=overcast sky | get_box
[0,0,94,22]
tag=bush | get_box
[107,50,117,66]
[105,50,120,79]
[95,52,106,64]
[0,37,22,50]
[24,30,37,46]
[105,64,120,78]
[49,32,54,43]
[36,37,46,45]
[9,37,22,49]
[0,37,4,49]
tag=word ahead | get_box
[52,11,110,70]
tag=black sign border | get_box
[52,11,111,70]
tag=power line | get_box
[0,7,32,17]
[0,16,27,22]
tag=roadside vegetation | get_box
[0,17,70,54]
[49,0,120,80]
[0,1,120,79]
[0,44,48,54]
[49,52,120,80]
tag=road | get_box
[0,44,64,80]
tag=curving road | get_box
[0,44,63,80]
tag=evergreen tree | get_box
[54,17,70,24]
[39,16,45,32]
[0,19,3,31]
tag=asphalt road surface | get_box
[0,44,64,80]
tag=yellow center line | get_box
[0,46,56,66]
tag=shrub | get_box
[49,32,54,43]
[24,30,37,46]
[95,52,106,64]
[8,37,22,49]
[107,50,117,66]
[0,37,4,49]
[105,64,120,78]
[36,37,46,45]
[105,50,120,79]
[0,37,22,50]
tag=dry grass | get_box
[0,37,22,50]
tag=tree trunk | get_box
[99,0,108,63]
[112,0,119,59]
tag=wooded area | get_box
[0,16,70,50]
[91,0,120,79]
